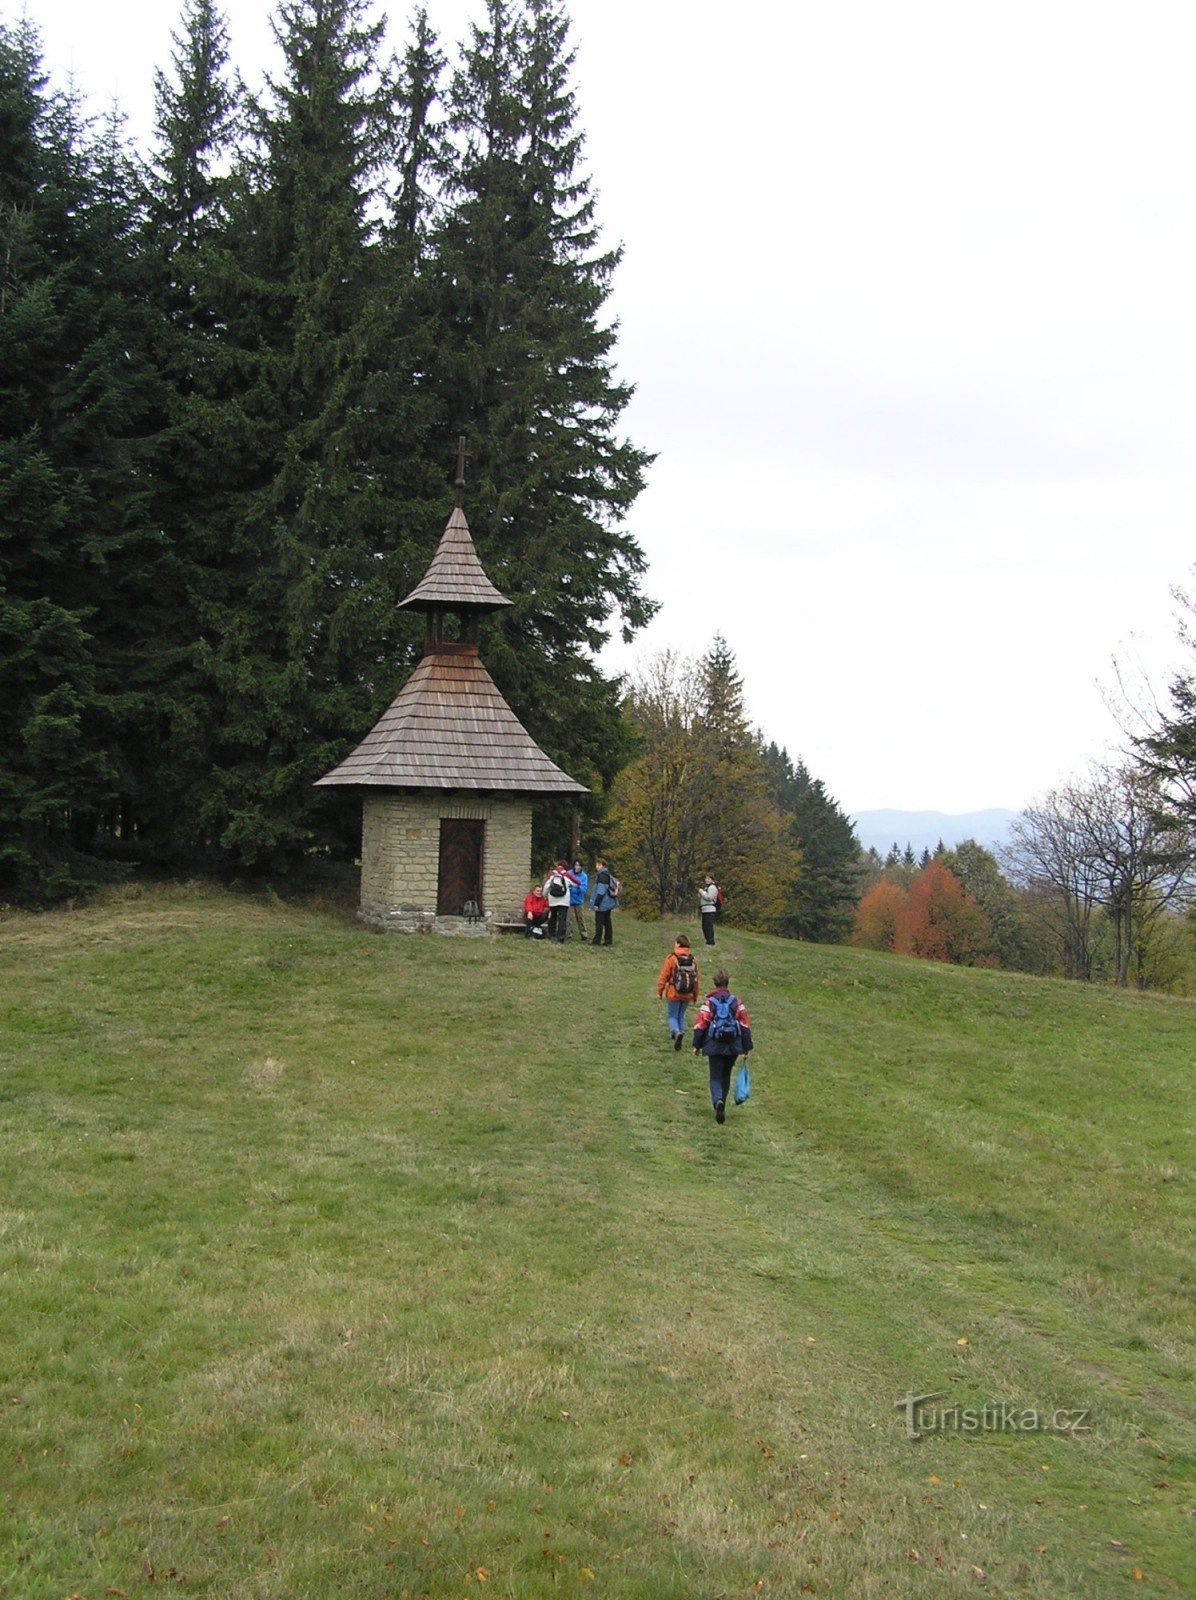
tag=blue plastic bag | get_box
[733,1061,751,1105]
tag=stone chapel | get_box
[316,482,587,934]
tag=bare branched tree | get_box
[1005,763,1195,986]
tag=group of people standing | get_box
[524,861,748,1124]
[522,858,619,945]
[657,935,753,1124]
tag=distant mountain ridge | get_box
[850,808,1019,859]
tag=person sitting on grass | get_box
[522,882,549,938]
[692,968,753,1124]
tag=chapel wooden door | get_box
[437,819,484,915]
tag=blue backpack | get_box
[707,992,743,1053]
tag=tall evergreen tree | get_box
[139,0,242,858]
[1136,580,1196,829]
[181,0,419,867]
[429,0,654,807]
[0,20,161,898]
[151,0,237,272]
[690,637,795,924]
[761,743,863,943]
[388,4,446,253]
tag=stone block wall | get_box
[358,791,532,933]
[482,800,533,921]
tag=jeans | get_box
[701,911,716,946]
[665,998,689,1035]
[591,907,612,945]
[707,1052,737,1108]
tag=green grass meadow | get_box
[1,884,1192,1599]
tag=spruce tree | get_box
[182,0,414,867]
[389,4,446,252]
[429,0,655,805]
[1136,583,1196,828]
[0,20,161,898]
[140,0,242,859]
[761,743,863,943]
[151,0,237,273]
[692,638,795,924]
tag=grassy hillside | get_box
[0,885,1192,1599]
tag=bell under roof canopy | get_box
[315,647,588,796]
[398,504,512,613]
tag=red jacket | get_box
[692,988,753,1056]
[523,890,549,920]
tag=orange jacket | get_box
[657,945,699,1001]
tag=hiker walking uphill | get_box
[698,875,722,946]
[693,969,753,1124]
[657,935,699,1050]
[589,858,619,946]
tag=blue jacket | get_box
[590,867,617,911]
[570,870,588,905]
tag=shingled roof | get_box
[398,505,512,613]
[315,646,587,794]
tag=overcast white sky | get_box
[18,0,1196,814]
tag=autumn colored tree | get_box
[605,651,706,917]
[604,643,797,927]
[893,860,988,964]
[852,880,906,952]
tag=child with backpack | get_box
[692,968,753,1124]
[657,935,699,1051]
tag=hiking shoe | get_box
[673,1031,684,1051]
[714,1099,726,1124]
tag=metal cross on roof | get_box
[454,435,470,506]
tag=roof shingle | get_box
[315,647,588,795]
[398,505,512,613]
